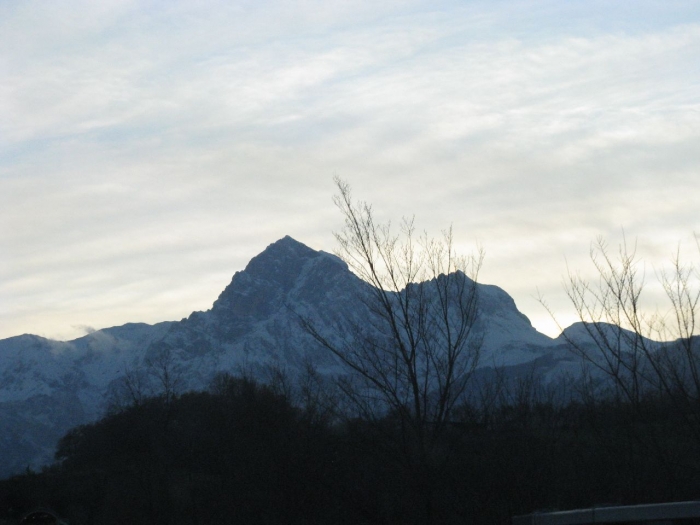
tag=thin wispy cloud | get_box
[2,1,699,340]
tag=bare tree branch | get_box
[302,178,484,524]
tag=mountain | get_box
[0,236,572,478]
[0,322,174,476]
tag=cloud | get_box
[73,324,96,335]
[1,1,699,340]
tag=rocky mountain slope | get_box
[0,236,577,478]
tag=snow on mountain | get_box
[556,321,658,349]
[0,235,570,478]
[473,281,560,366]
[0,322,173,476]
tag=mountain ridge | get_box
[0,235,570,477]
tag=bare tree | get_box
[555,236,700,400]
[302,178,483,524]
[557,237,655,404]
[106,364,153,413]
[145,346,184,404]
[106,348,183,413]
[547,234,700,484]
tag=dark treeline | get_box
[2,370,700,525]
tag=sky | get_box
[1,0,699,341]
